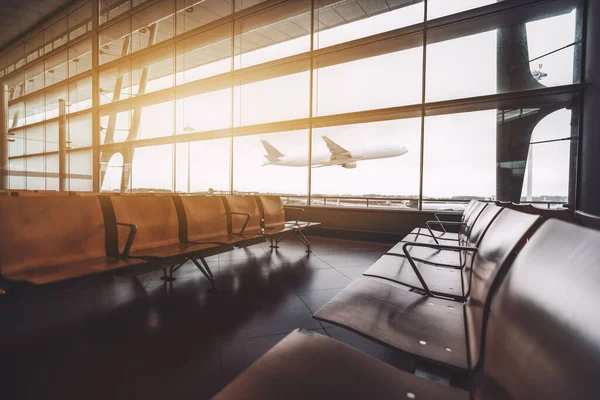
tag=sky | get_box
[87,0,578,199]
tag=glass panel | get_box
[100,0,131,25]
[7,45,25,72]
[233,130,309,197]
[310,118,421,209]
[99,61,132,104]
[100,19,131,64]
[175,0,232,35]
[175,23,232,85]
[25,125,45,155]
[25,32,44,64]
[26,95,45,125]
[9,158,26,189]
[45,85,68,120]
[101,109,131,144]
[314,35,423,116]
[101,152,125,192]
[44,18,68,53]
[131,45,174,95]
[69,150,93,191]
[234,65,310,127]
[69,77,93,113]
[45,51,68,86]
[8,102,25,129]
[426,1,582,102]
[176,138,230,194]
[69,1,93,41]
[24,63,45,94]
[8,73,25,100]
[131,0,175,53]
[46,154,59,190]
[234,0,311,70]
[423,110,496,210]
[135,101,175,140]
[176,89,231,134]
[46,121,59,152]
[314,0,424,50]
[69,39,92,77]
[530,108,573,142]
[69,113,93,148]
[427,0,502,20]
[131,144,173,192]
[26,155,46,190]
[235,0,269,12]
[9,129,25,157]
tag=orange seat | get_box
[176,196,239,246]
[224,196,265,246]
[0,196,143,286]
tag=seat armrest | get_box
[285,206,305,225]
[426,220,467,244]
[116,222,137,260]
[230,212,251,235]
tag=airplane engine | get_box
[341,162,357,169]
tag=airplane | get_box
[261,136,408,169]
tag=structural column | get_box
[58,99,68,191]
[0,83,8,189]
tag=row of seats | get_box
[215,201,600,399]
[0,195,318,295]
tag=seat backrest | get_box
[575,210,600,231]
[176,196,229,242]
[458,202,487,244]
[256,196,285,229]
[13,190,70,196]
[224,196,262,234]
[475,220,600,399]
[465,208,542,369]
[459,204,504,276]
[504,202,578,224]
[0,196,107,277]
[110,195,180,254]
[462,200,479,222]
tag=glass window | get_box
[9,158,26,189]
[99,61,132,104]
[69,77,93,113]
[131,45,174,95]
[69,39,92,77]
[101,152,125,192]
[314,35,423,116]
[131,0,175,53]
[8,73,25,100]
[26,125,45,155]
[234,65,310,127]
[26,155,46,190]
[26,95,45,125]
[426,1,582,102]
[44,18,68,53]
[233,130,309,197]
[175,0,232,35]
[234,0,311,70]
[100,19,131,64]
[235,0,269,12]
[427,0,501,20]
[25,33,44,64]
[69,150,93,191]
[9,102,25,129]
[46,121,59,152]
[7,45,25,72]
[175,23,232,85]
[69,113,93,148]
[100,0,131,25]
[310,118,421,208]
[45,51,68,86]
[313,0,424,50]
[45,85,68,120]
[24,63,44,94]
[422,110,496,209]
[175,138,230,194]
[46,154,59,190]
[176,89,232,134]
[135,101,175,140]
[131,144,173,192]
[101,108,131,144]
[9,129,25,157]
[69,2,93,41]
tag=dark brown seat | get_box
[255,195,320,252]
[474,219,600,399]
[0,196,144,286]
[496,201,578,224]
[214,329,469,400]
[575,210,600,230]
[405,200,480,242]
[391,201,488,268]
[109,195,219,285]
[364,204,504,299]
[224,196,265,247]
[314,208,541,373]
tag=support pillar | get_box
[58,99,68,191]
[0,83,8,189]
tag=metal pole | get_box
[0,83,8,189]
[58,99,67,191]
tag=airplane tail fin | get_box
[261,140,284,162]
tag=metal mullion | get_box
[92,0,100,191]
[7,71,93,108]
[230,13,235,195]
[529,136,575,145]
[418,0,427,212]
[308,0,315,206]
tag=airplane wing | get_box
[322,136,351,159]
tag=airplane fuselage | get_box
[264,146,408,168]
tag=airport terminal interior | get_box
[1,0,600,398]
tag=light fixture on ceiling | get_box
[139,28,147,34]
[72,58,80,63]
[48,69,55,74]
[185,7,194,13]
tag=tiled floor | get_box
[0,236,415,399]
